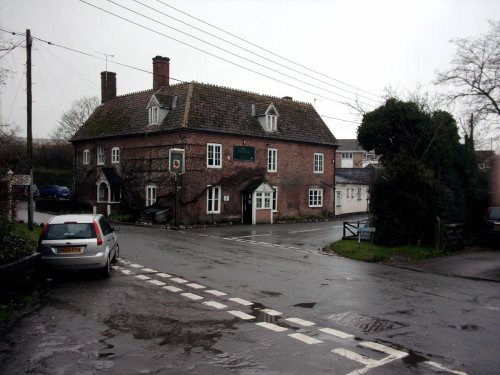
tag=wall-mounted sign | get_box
[233,146,255,161]
[169,148,185,174]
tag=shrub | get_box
[0,216,37,266]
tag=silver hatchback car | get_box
[38,214,119,277]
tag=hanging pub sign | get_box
[169,148,185,174]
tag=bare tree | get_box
[0,32,20,86]
[51,96,99,142]
[435,20,500,146]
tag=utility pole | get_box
[26,29,33,231]
[469,113,474,149]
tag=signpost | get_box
[169,149,185,226]
[357,226,376,249]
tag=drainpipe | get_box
[333,145,338,218]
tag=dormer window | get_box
[266,114,277,131]
[255,103,279,132]
[149,106,159,125]
[146,93,174,126]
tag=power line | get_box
[154,0,383,100]
[80,0,369,108]
[105,0,375,108]
[31,34,186,83]
[1,26,365,126]
[319,115,360,124]
[130,0,380,104]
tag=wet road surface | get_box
[1,221,498,374]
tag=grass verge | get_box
[329,240,445,263]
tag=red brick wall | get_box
[73,130,335,223]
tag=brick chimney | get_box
[100,71,116,103]
[153,56,170,90]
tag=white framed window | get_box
[97,145,105,165]
[111,147,120,164]
[357,187,362,200]
[365,152,375,160]
[314,153,324,173]
[148,106,159,125]
[207,143,222,168]
[309,188,323,207]
[256,192,272,209]
[146,185,157,206]
[336,191,342,207]
[207,185,221,214]
[272,186,278,212]
[98,182,108,202]
[83,149,90,165]
[342,152,353,159]
[267,148,277,172]
[266,114,277,131]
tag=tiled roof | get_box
[72,82,337,146]
[337,139,365,152]
[335,168,376,185]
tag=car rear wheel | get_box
[100,255,111,278]
[111,244,119,264]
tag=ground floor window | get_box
[207,185,221,214]
[98,182,108,202]
[146,185,157,206]
[272,187,278,212]
[336,191,342,207]
[309,188,323,207]
[256,191,272,209]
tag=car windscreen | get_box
[489,208,500,221]
[44,223,96,240]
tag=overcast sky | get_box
[0,0,498,146]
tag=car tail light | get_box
[38,223,49,248]
[93,220,103,245]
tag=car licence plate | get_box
[59,247,83,254]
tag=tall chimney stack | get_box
[100,71,116,103]
[153,56,170,90]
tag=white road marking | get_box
[333,341,408,375]
[285,317,315,327]
[319,327,354,339]
[157,273,172,278]
[171,277,188,284]
[203,301,228,310]
[164,285,183,293]
[205,289,227,297]
[147,279,166,286]
[226,233,272,239]
[289,229,321,234]
[256,322,288,332]
[259,308,282,316]
[135,274,151,280]
[120,269,132,275]
[228,297,253,306]
[130,263,143,268]
[141,268,157,273]
[181,293,204,301]
[424,361,469,375]
[333,348,374,366]
[112,265,123,270]
[359,341,405,356]
[186,283,206,289]
[118,259,130,264]
[228,310,255,320]
[288,333,323,345]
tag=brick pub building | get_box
[71,56,338,225]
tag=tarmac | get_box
[392,247,500,283]
[16,204,500,283]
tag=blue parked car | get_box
[39,185,71,199]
